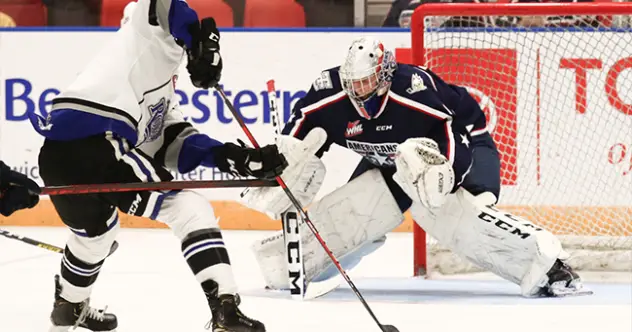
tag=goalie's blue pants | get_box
[312,133,500,282]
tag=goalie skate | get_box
[538,260,594,297]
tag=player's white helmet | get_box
[339,37,397,104]
[120,1,137,26]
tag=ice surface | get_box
[0,227,630,332]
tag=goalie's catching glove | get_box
[186,17,222,89]
[393,137,455,210]
[212,140,288,180]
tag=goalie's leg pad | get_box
[252,169,404,290]
[349,158,413,212]
[312,236,387,282]
[412,188,563,297]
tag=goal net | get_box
[410,2,632,276]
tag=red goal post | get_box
[409,2,632,277]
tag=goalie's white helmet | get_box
[340,37,397,105]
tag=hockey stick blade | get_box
[107,240,120,257]
[41,179,278,196]
[0,228,119,257]
[381,324,400,332]
[215,85,398,332]
[0,228,64,253]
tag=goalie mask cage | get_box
[410,2,632,277]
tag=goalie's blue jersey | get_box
[281,63,487,192]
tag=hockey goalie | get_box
[241,36,592,298]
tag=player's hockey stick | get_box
[216,85,399,332]
[41,179,278,196]
[9,179,273,253]
[0,228,119,256]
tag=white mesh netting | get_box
[415,5,632,274]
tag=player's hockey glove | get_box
[212,140,288,180]
[0,161,40,216]
[186,17,222,89]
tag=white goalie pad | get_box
[240,128,327,220]
[411,189,564,296]
[252,169,404,290]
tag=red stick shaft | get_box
[41,179,277,195]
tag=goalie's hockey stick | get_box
[216,85,399,332]
[267,80,282,138]
[267,80,307,300]
[0,228,119,256]
[41,179,278,196]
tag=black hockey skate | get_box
[49,275,118,332]
[203,280,265,332]
[538,259,593,297]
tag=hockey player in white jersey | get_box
[27,1,286,331]
[242,36,591,299]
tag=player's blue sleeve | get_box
[151,121,224,174]
[428,119,473,193]
[177,132,224,173]
[152,0,199,48]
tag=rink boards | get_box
[0,28,630,235]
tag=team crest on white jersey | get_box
[346,140,398,167]
[144,97,169,143]
[406,73,427,94]
[345,120,364,138]
[36,113,53,131]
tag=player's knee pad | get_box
[252,169,404,290]
[152,190,219,240]
[66,210,120,264]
